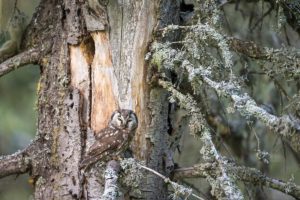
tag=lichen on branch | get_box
[158,80,244,200]
[149,21,300,153]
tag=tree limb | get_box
[120,158,204,200]
[0,148,31,178]
[227,37,268,59]
[162,24,300,78]
[159,79,244,200]
[0,47,41,77]
[139,164,204,200]
[154,23,300,152]
[183,63,300,153]
[0,138,45,179]
[227,37,300,78]
[101,160,123,200]
[173,162,300,199]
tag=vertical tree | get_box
[0,0,182,199]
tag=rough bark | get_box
[0,0,181,199]
[103,1,181,199]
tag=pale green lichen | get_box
[120,158,144,196]
[159,80,244,200]
[263,47,300,78]
[101,167,123,200]
[148,9,300,199]
[120,158,200,199]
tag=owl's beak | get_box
[120,120,126,129]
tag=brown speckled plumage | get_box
[80,109,138,169]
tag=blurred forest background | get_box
[0,0,299,199]
[0,1,39,199]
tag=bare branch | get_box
[173,163,208,179]
[0,138,45,179]
[174,162,300,199]
[0,149,31,178]
[120,159,203,200]
[0,48,41,77]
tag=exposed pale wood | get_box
[70,39,93,125]
[91,32,118,133]
[107,0,158,160]
[128,1,156,160]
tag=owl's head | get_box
[109,109,138,131]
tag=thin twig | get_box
[138,164,205,200]
[173,162,300,199]
[159,79,244,200]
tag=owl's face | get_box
[109,109,138,131]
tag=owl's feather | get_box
[79,129,123,169]
[79,109,138,170]
[88,130,124,156]
[79,151,110,169]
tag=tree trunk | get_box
[19,0,180,199]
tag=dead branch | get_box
[0,47,41,77]
[0,152,30,178]
[159,79,244,200]
[0,139,40,178]
[227,37,300,78]
[227,37,267,59]
[139,164,203,200]
[183,63,300,153]
[120,158,203,200]
[101,160,123,200]
[173,162,300,199]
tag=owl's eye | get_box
[117,117,122,122]
[128,119,132,122]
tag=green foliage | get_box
[0,65,39,154]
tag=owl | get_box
[80,109,138,169]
